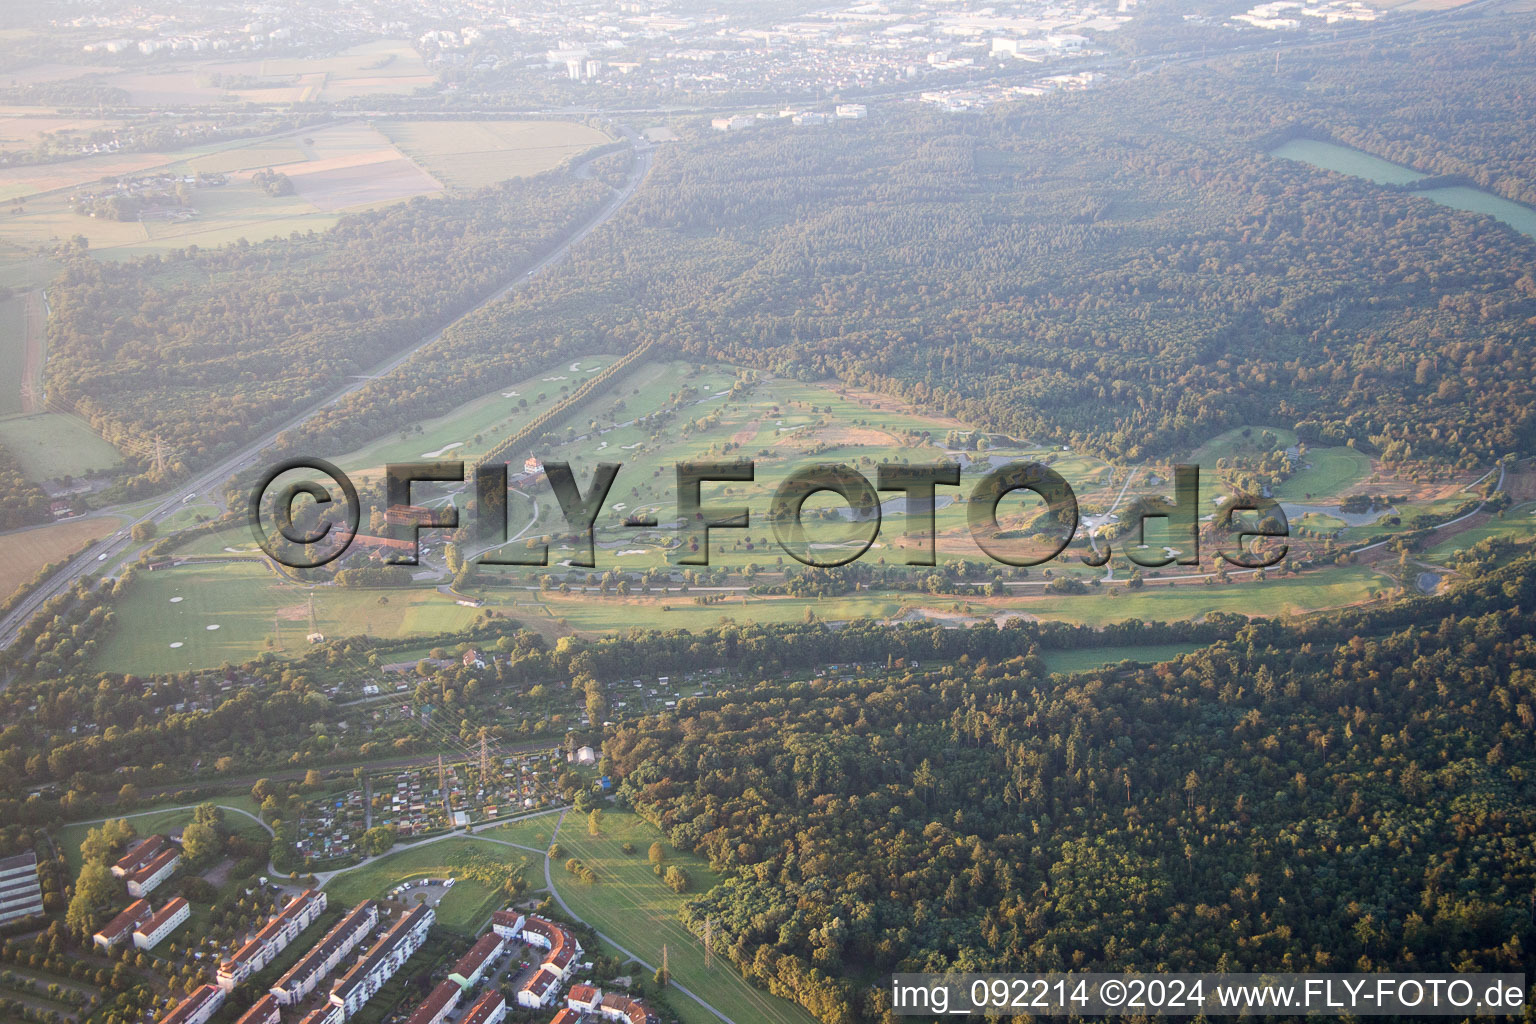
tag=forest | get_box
[341,20,1536,472]
[41,168,612,491]
[604,554,1536,1022]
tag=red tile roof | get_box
[95,899,152,943]
[404,980,461,1024]
[113,835,169,875]
[452,932,504,978]
[461,991,507,1024]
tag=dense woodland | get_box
[322,20,1536,472]
[0,444,50,529]
[606,555,1536,1022]
[42,169,611,489]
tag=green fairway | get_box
[1420,502,1536,562]
[0,412,123,480]
[1040,641,1203,675]
[323,837,534,934]
[1276,446,1374,500]
[548,809,820,1024]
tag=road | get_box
[0,135,655,651]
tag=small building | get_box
[134,897,190,949]
[517,967,561,1009]
[127,845,181,897]
[835,103,867,119]
[449,931,505,988]
[112,835,171,879]
[94,899,153,951]
[490,908,525,940]
[567,984,602,1012]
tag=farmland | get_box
[379,120,613,190]
[0,514,124,600]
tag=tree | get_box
[663,865,691,893]
[587,809,604,836]
[129,522,156,543]
[648,842,666,875]
[360,826,397,857]
[181,821,221,866]
[65,864,116,939]
[302,769,324,791]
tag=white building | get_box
[272,900,378,1005]
[835,104,867,119]
[126,847,181,898]
[218,889,327,991]
[329,904,434,1017]
[461,991,508,1024]
[133,897,189,950]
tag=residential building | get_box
[296,1006,344,1024]
[0,852,43,925]
[448,931,504,988]
[159,983,225,1024]
[235,994,281,1024]
[550,1011,582,1024]
[461,991,508,1024]
[133,897,189,950]
[567,985,602,1012]
[272,900,378,1005]
[126,846,181,897]
[328,903,433,1017]
[112,835,170,879]
[404,980,461,1024]
[600,992,661,1024]
[521,915,581,978]
[517,967,561,1009]
[218,889,327,991]
[490,909,524,940]
[93,899,153,951]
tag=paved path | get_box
[539,810,741,1024]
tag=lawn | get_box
[549,809,820,1024]
[1040,641,1203,675]
[1275,446,1374,500]
[379,120,613,190]
[54,801,267,879]
[0,292,30,416]
[82,561,485,675]
[1420,503,1536,562]
[0,412,123,480]
[475,811,561,852]
[322,837,534,934]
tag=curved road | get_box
[0,136,654,651]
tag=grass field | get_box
[0,514,123,600]
[82,561,486,675]
[1420,502,1536,562]
[1040,641,1203,674]
[1276,445,1374,500]
[54,801,267,879]
[0,412,123,481]
[0,292,30,416]
[548,809,820,1024]
[323,837,535,934]
[379,120,612,190]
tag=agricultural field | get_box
[0,411,124,480]
[548,809,820,1024]
[379,120,613,190]
[322,836,535,934]
[0,514,124,599]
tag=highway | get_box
[0,134,654,650]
